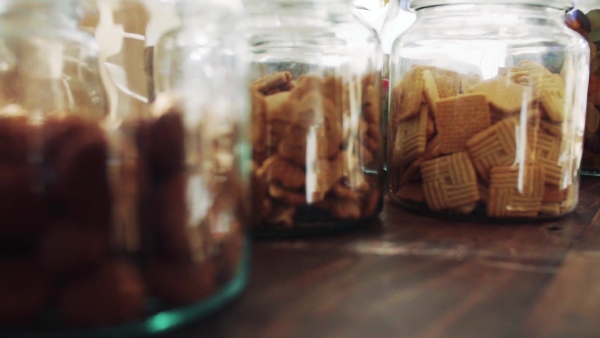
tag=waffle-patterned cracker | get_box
[466,117,519,181]
[393,104,429,166]
[421,152,479,212]
[488,165,545,217]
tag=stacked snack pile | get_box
[0,101,244,328]
[250,71,382,229]
[389,61,579,218]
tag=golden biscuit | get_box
[543,184,567,203]
[528,127,565,186]
[363,84,381,124]
[332,184,361,201]
[251,91,267,154]
[400,158,423,185]
[422,70,440,115]
[258,155,305,189]
[393,104,429,166]
[268,183,306,206]
[265,92,292,123]
[395,182,425,203]
[396,67,424,120]
[487,165,544,217]
[460,74,482,94]
[421,152,479,211]
[469,76,531,114]
[435,94,491,154]
[540,203,561,216]
[423,135,442,160]
[252,71,292,94]
[418,65,462,98]
[540,80,566,122]
[466,117,519,181]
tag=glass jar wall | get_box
[245,0,384,236]
[567,0,600,175]
[388,0,589,220]
[0,0,248,335]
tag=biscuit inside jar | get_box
[250,71,382,229]
[389,63,580,218]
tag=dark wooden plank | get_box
[163,177,600,338]
[521,177,600,338]
[524,251,600,338]
[170,254,556,338]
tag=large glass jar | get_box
[245,0,384,236]
[567,0,600,175]
[0,0,248,335]
[388,0,589,220]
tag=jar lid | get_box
[410,0,574,11]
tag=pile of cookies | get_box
[389,61,580,218]
[250,71,382,229]
[0,103,244,327]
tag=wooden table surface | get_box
[168,176,600,338]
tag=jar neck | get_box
[415,4,566,24]
[0,1,79,29]
[245,0,353,17]
[176,0,242,22]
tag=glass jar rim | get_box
[409,0,574,11]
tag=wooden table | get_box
[169,176,600,338]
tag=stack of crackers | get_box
[250,71,382,228]
[390,61,580,218]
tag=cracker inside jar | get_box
[390,63,580,218]
[250,71,383,229]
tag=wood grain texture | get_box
[165,177,600,338]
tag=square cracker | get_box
[527,126,565,186]
[468,75,532,114]
[421,152,479,211]
[466,117,519,181]
[435,93,491,154]
[540,78,566,123]
[422,69,440,116]
[393,104,428,166]
[396,67,424,121]
[488,165,545,217]
[416,65,462,98]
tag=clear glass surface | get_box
[0,0,249,333]
[244,0,384,235]
[388,3,589,219]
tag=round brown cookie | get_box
[59,260,146,327]
[145,258,216,305]
[0,114,32,166]
[38,221,110,273]
[0,164,48,240]
[0,259,50,325]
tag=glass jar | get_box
[245,0,384,236]
[388,0,589,220]
[0,0,248,335]
[567,0,600,175]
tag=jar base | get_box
[581,168,600,177]
[252,197,384,240]
[388,196,574,224]
[0,241,251,338]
